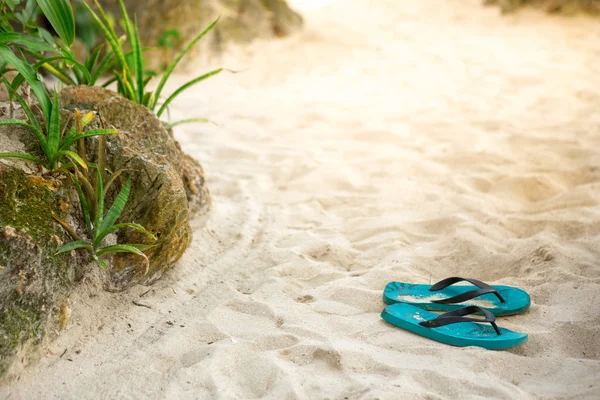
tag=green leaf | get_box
[96,244,147,258]
[164,118,211,129]
[36,0,75,47]
[0,152,43,165]
[39,61,76,85]
[98,178,131,234]
[56,150,87,170]
[93,222,156,249]
[152,17,220,111]
[156,68,222,117]
[59,128,117,152]
[55,240,94,255]
[0,45,50,117]
[97,258,109,269]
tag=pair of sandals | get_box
[381,277,531,350]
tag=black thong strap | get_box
[418,305,501,335]
[429,277,506,304]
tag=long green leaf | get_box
[56,150,87,170]
[55,240,93,255]
[0,32,58,53]
[40,62,76,85]
[95,167,104,238]
[164,118,210,129]
[36,0,75,47]
[98,178,131,234]
[0,152,43,164]
[0,119,36,130]
[156,68,222,117]
[96,244,147,258]
[47,92,61,155]
[59,129,117,152]
[93,222,155,249]
[0,45,51,117]
[86,1,128,73]
[117,0,143,102]
[152,17,220,110]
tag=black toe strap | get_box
[419,305,501,335]
[429,277,506,304]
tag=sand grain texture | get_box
[3,0,600,398]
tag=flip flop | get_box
[381,303,528,350]
[383,277,530,316]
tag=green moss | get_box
[0,294,44,376]
[0,167,75,379]
[0,169,62,242]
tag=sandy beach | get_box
[3,0,600,398]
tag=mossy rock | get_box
[0,166,79,379]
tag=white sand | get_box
[4,0,600,398]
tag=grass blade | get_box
[98,178,131,234]
[36,0,76,47]
[152,17,220,110]
[55,240,93,255]
[156,68,222,117]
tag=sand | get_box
[3,0,600,398]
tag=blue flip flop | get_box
[383,277,530,316]
[381,303,528,350]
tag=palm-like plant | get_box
[55,168,156,271]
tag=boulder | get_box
[59,86,210,290]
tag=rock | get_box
[0,165,82,379]
[96,0,303,70]
[59,86,210,290]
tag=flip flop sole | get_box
[381,303,528,350]
[383,282,531,316]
